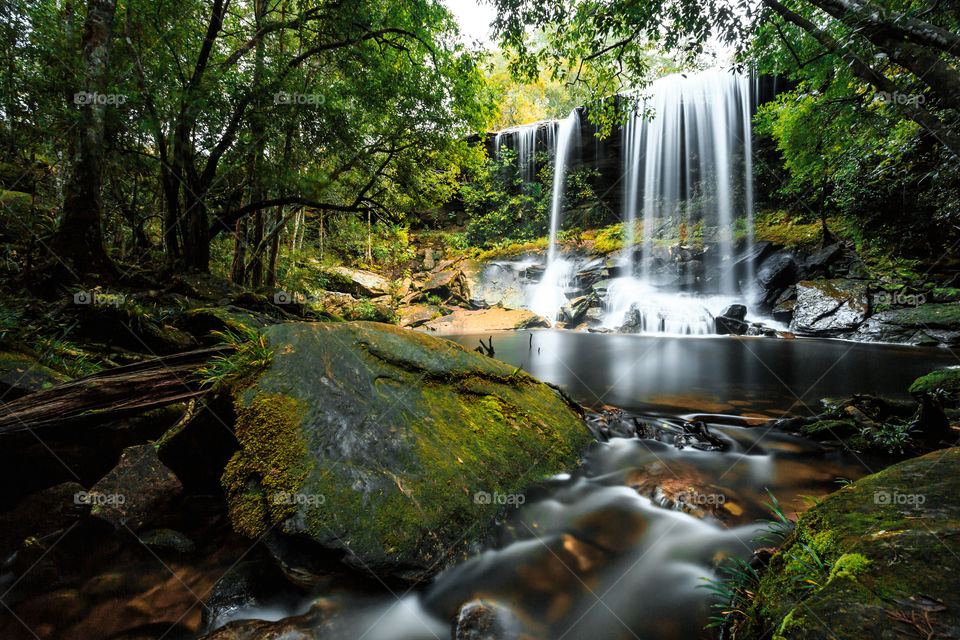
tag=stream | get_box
[217,331,953,639]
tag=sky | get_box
[441,0,498,48]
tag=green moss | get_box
[221,394,312,537]
[909,367,960,397]
[733,449,960,639]
[828,553,870,581]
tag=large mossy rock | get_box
[221,321,591,582]
[856,302,960,347]
[734,448,960,640]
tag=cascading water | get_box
[493,121,558,185]
[529,109,580,323]
[603,69,757,332]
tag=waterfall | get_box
[620,69,755,292]
[529,109,580,322]
[492,121,558,185]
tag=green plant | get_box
[866,421,919,455]
[701,490,796,630]
[196,327,272,390]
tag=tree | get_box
[53,0,118,277]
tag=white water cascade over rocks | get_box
[514,69,761,334]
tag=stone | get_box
[735,448,960,640]
[139,528,196,554]
[423,247,436,270]
[772,299,796,324]
[0,482,87,556]
[800,243,843,277]
[0,351,69,400]
[420,268,471,302]
[790,279,869,336]
[715,316,749,335]
[324,266,391,297]
[221,322,591,582]
[755,251,797,309]
[420,308,548,332]
[88,444,183,531]
[720,304,747,321]
[455,600,538,640]
[201,560,295,631]
[856,302,960,347]
[396,304,439,328]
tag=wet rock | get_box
[734,448,960,640]
[720,304,747,321]
[221,322,591,582]
[755,251,797,309]
[421,308,548,332]
[419,268,471,303]
[772,298,796,324]
[88,444,183,531]
[856,302,960,347]
[585,408,638,440]
[561,293,599,326]
[715,316,749,335]
[201,560,297,631]
[0,481,88,557]
[0,351,69,400]
[455,600,536,640]
[199,601,340,640]
[139,528,195,554]
[790,279,869,336]
[324,266,391,297]
[461,260,528,310]
[397,304,439,328]
[624,460,746,523]
[800,243,843,277]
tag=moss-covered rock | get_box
[857,302,960,347]
[221,321,591,582]
[734,448,960,640]
[909,366,960,402]
[0,350,69,399]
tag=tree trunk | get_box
[230,217,247,283]
[54,0,118,277]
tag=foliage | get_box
[461,147,603,247]
[0,0,492,277]
[197,328,272,390]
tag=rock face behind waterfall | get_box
[221,322,591,582]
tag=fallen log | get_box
[0,346,233,434]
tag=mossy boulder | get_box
[0,351,69,399]
[221,321,591,582]
[909,366,960,403]
[857,302,960,347]
[734,448,960,640]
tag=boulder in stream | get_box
[790,279,869,336]
[221,321,591,582]
[734,447,960,640]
